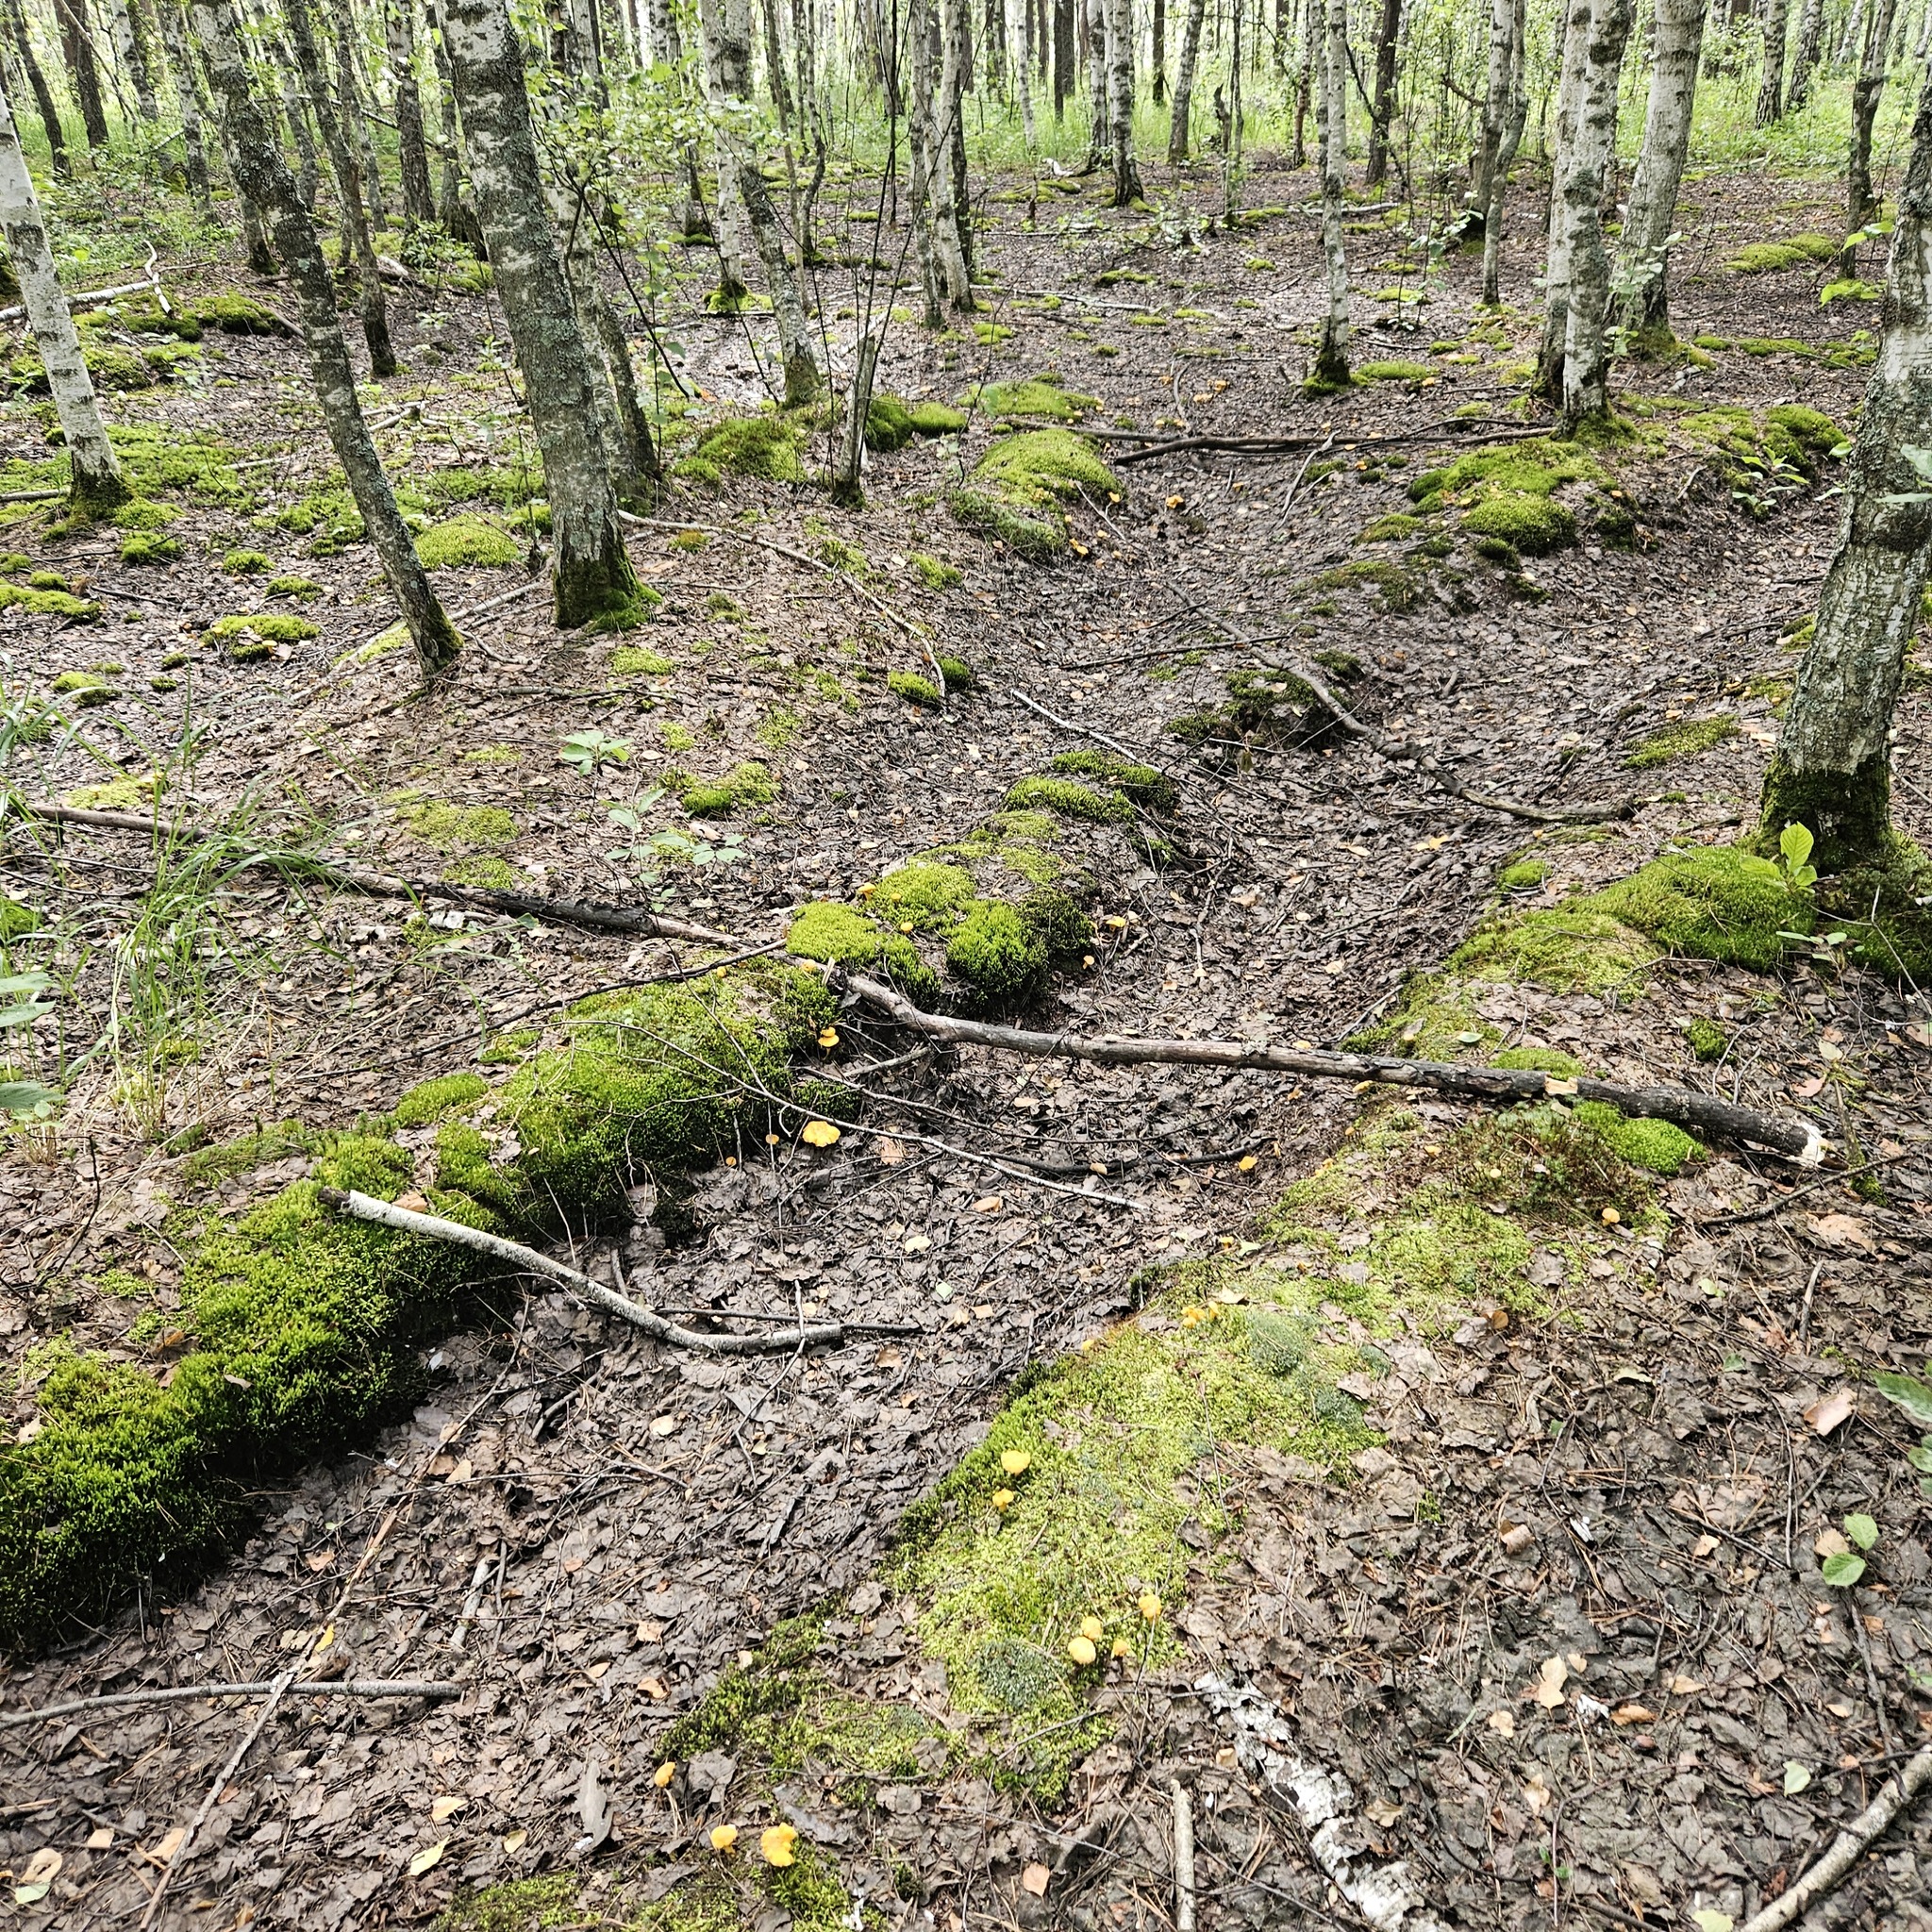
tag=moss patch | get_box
[1586,847,1807,971]
[1624,715,1739,769]
[1725,234,1838,273]
[951,429,1118,559]
[865,393,968,449]
[675,415,806,486]
[1408,438,1602,557]
[416,514,521,571]
[972,375,1100,423]
[1003,774,1134,824]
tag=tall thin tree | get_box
[1845,0,1900,278]
[1362,0,1400,187]
[388,0,434,231]
[154,0,209,206]
[190,0,458,675]
[0,74,125,510]
[1308,0,1349,390]
[55,0,108,146]
[1166,0,1205,161]
[1613,0,1707,345]
[1557,0,1636,430]
[6,0,68,173]
[1102,0,1138,202]
[1756,0,1788,122]
[439,0,641,626]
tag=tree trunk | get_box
[279,58,321,211]
[334,11,389,236]
[1103,0,1139,201]
[1151,0,1163,100]
[1836,0,1865,62]
[0,75,125,509]
[1470,0,1513,240]
[944,0,973,282]
[644,0,675,61]
[1081,0,1106,169]
[1846,0,1899,278]
[1308,0,1349,388]
[1362,0,1399,186]
[908,0,969,318]
[285,0,395,377]
[1788,0,1823,108]
[757,0,791,123]
[1756,0,1787,121]
[696,0,754,306]
[1221,0,1242,219]
[1760,60,1932,871]
[389,0,434,230]
[104,0,155,119]
[56,0,108,147]
[7,0,68,173]
[832,324,879,507]
[1007,0,1035,141]
[740,153,821,400]
[425,0,486,251]
[190,0,458,676]
[440,0,640,629]
[1479,0,1525,304]
[155,0,208,204]
[1534,0,1593,401]
[556,196,651,498]
[790,0,816,128]
[1558,0,1636,430]
[1167,0,1205,159]
[1613,0,1706,342]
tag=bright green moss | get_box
[1726,236,1838,273]
[222,548,273,575]
[1459,491,1576,555]
[4,584,100,621]
[610,644,675,675]
[195,291,292,334]
[432,1877,581,1932]
[1310,558,1423,608]
[266,575,320,598]
[675,415,806,485]
[1765,404,1844,457]
[392,1073,489,1127]
[0,898,42,939]
[972,428,1116,499]
[974,375,1100,422]
[1357,360,1434,382]
[415,513,521,570]
[873,861,978,931]
[1452,908,1662,993]
[948,487,1061,559]
[442,855,517,889]
[1624,715,1739,769]
[911,551,962,589]
[1498,857,1548,891]
[1002,774,1133,823]
[1685,1017,1728,1061]
[119,533,182,564]
[1573,1100,1698,1174]
[946,901,1048,1008]
[399,800,519,849]
[206,612,320,647]
[63,774,161,812]
[938,654,976,690]
[786,903,936,997]
[1583,846,1808,970]
[48,670,111,698]
[888,670,941,706]
[1491,1045,1586,1075]
[679,760,775,817]
[865,393,968,449]
[1049,748,1176,812]
[1359,511,1423,541]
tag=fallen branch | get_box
[0,1678,460,1729]
[317,1187,913,1352]
[2,799,735,944]
[1256,651,1634,825]
[1173,1782,1197,1932]
[833,971,1823,1160]
[1009,687,1172,773]
[1738,1740,1932,1932]
[1107,421,1551,467]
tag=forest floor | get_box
[2,149,1932,1932]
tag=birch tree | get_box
[103,0,156,120]
[154,0,209,206]
[6,0,68,172]
[1362,0,1400,187]
[1478,0,1525,308]
[1470,0,1514,243]
[285,0,396,378]
[1308,0,1350,391]
[1102,0,1139,203]
[1845,0,1900,278]
[1005,0,1035,142]
[1788,0,1824,106]
[1533,0,1594,401]
[1613,0,1707,345]
[1760,60,1932,874]
[0,76,126,511]
[696,0,755,306]
[1167,0,1204,162]
[190,0,458,675]
[439,0,640,627]
[388,0,435,230]
[55,0,109,147]
[1757,0,1788,122]
[908,0,969,318]
[1557,0,1635,430]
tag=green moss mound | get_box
[3,583,100,622]
[865,392,968,449]
[1725,234,1839,273]
[675,414,806,486]
[392,1073,489,1126]
[1460,492,1576,556]
[938,654,975,691]
[1409,437,1600,556]
[416,513,521,570]
[0,965,830,1651]
[1357,360,1434,382]
[1573,1100,1699,1175]
[675,759,775,818]
[888,670,941,706]
[1624,715,1739,769]
[1498,857,1547,891]
[194,291,292,334]
[786,902,937,999]
[1584,847,1807,971]
[433,1877,581,1932]
[1003,774,1133,823]
[950,429,1117,559]
[1453,908,1661,995]
[1049,748,1176,812]
[610,643,675,675]
[973,374,1101,422]
[118,533,181,565]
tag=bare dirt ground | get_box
[3,146,1931,1932]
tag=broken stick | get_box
[0,1678,460,1729]
[832,971,1823,1161]
[317,1188,913,1352]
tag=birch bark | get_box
[1846,0,1900,278]
[1103,0,1139,203]
[1761,60,1932,869]
[1557,0,1635,430]
[0,75,125,510]
[1470,0,1513,240]
[1613,0,1706,341]
[440,0,640,627]
[154,0,208,206]
[1166,0,1204,160]
[103,0,155,119]
[7,0,67,173]
[1787,0,1823,104]
[696,0,754,305]
[388,0,435,230]
[191,0,458,675]
[1006,0,1034,142]
[55,0,108,147]
[1362,0,1399,186]
[1756,0,1787,121]
[1533,0,1593,401]
[1479,0,1525,305]
[1308,0,1349,389]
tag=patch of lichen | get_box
[1407,438,1603,556]
[1624,715,1739,769]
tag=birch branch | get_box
[0,1678,461,1728]
[831,971,1824,1160]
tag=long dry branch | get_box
[316,1187,913,1352]
[3,800,734,943]
[834,972,1823,1160]
[0,1678,460,1729]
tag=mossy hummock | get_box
[950,429,1119,559]
[0,965,838,1652]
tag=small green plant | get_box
[608,799,745,875]
[558,729,632,774]
[1874,1369,1932,1495]
[1821,1512,1879,1588]
[1776,822,1818,891]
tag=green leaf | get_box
[0,972,52,998]
[0,1080,58,1119]
[1873,1370,1932,1428]
[1822,1551,1866,1587]
[0,1002,52,1028]
[1779,821,1815,874]
[1907,1445,1932,1474]
[1782,1759,1812,1794]
[1843,1512,1879,1550]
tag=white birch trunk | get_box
[1478,0,1525,306]
[1534,0,1593,400]
[156,0,209,206]
[1757,0,1788,121]
[1788,0,1823,107]
[0,75,125,510]
[696,0,755,304]
[1558,0,1636,428]
[1083,0,1108,168]
[1103,0,1139,201]
[938,0,974,304]
[1006,0,1035,142]
[440,0,640,628]
[1614,0,1706,340]
[1309,0,1349,388]
[1470,0,1513,238]
[1166,0,1205,161]
[1763,60,1932,870]
[104,0,156,119]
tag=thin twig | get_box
[0,1678,460,1729]
[1174,1781,1198,1932]
[1008,686,1171,771]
